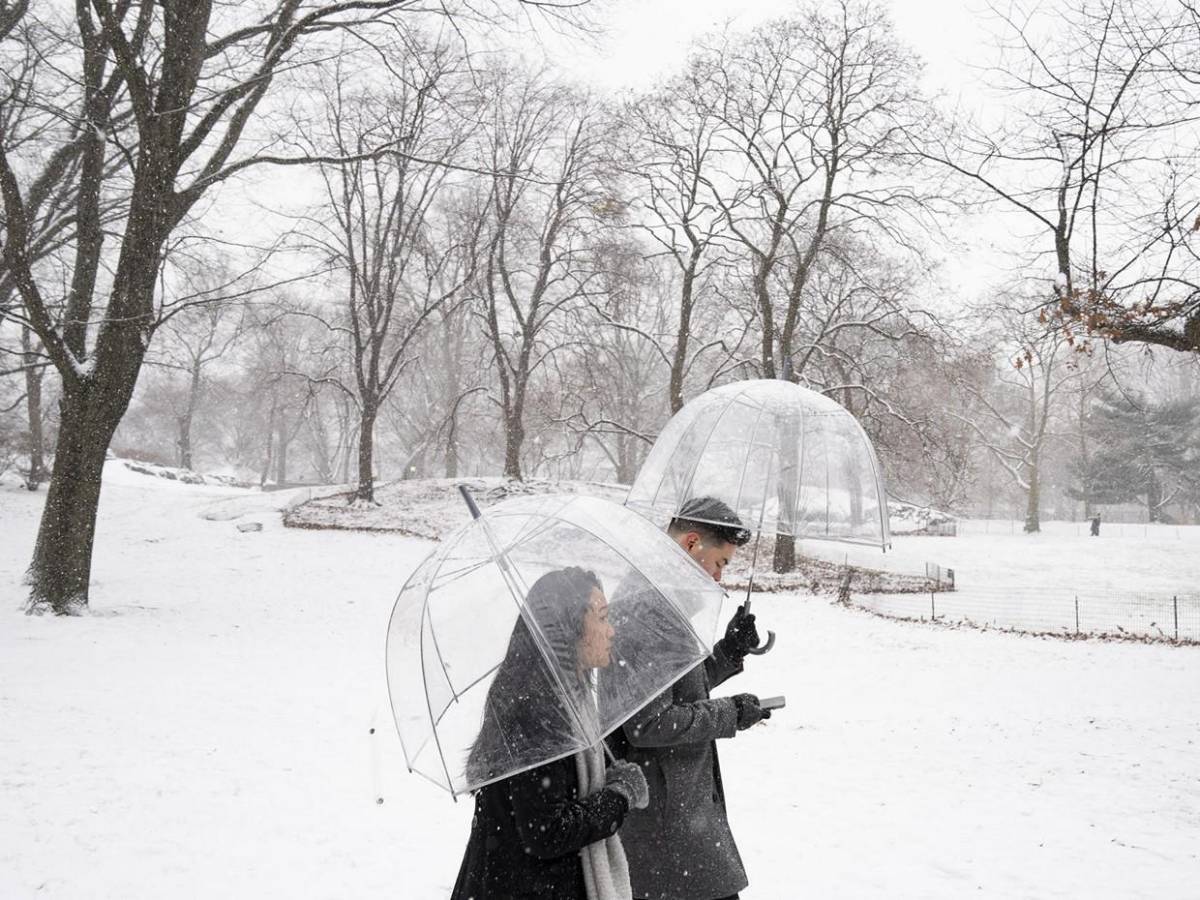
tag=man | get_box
[610,496,771,900]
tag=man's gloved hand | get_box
[719,602,760,660]
[604,760,649,810]
[731,693,771,730]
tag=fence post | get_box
[1174,596,1179,642]
[931,591,936,621]
[1074,596,1079,635]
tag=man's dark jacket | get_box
[614,641,748,900]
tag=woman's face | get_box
[576,587,614,670]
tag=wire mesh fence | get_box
[848,586,1200,644]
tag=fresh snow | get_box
[1,463,1197,898]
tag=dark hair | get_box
[464,566,602,786]
[667,496,751,547]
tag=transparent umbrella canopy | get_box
[626,379,891,549]
[386,492,728,797]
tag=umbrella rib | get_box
[788,403,808,539]
[408,763,457,796]
[427,603,456,697]
[856,418,891,550]
[384,544,453,774]
[439,661,502,721]
[730,401,770,525]
[742,407,776,599]
[383,610,413,773]
[419,597,459,795]
[676,394,742,520]
[430,556,493,587]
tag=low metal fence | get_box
[847,585,1200,644]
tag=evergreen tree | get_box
[1069,390,1200,521]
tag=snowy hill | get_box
[282,476,627,538]
[888,499,958,535]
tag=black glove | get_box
[731,693,771,730]
[604,760,649,810]
[719,602,760,659]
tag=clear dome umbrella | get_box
[626,379,891,551]
[386,491,728,798]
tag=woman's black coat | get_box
[450,753,629,900]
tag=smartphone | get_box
[759,695,786,710]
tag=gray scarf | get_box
[573,672,632,900]
[574,741,632,900]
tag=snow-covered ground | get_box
[2,467,1198,898]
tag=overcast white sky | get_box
[557,0,993,99]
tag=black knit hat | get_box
[668,496,751,546]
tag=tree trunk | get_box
[504,412,524,481]
[259,403,276,487]
[21,326,46,489]
[355,403,378,502]
[1024,458,1041,533]
[176,415,192,470]
[848,468,863,529]
[443,418,459,478]
[615,433,637,485]
[337,394,354,484]
[668,251,700,414]
[772,534,795,573]
[772,381,801,572]
[177,360,202,470]
[503,376,527,482]
[275,415,290,485]
[25,385,122,614]
[1147,473,1162,522]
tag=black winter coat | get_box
[450,753,630,900]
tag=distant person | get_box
[609,496,770,900]
[1090,514,1101,537]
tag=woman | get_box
[452,567,649,900]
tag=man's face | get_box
[677,532,737,583]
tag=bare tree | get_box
[149,291,247,471]
[921,0,1199,354]
[623,74,730,413]
[0,0,590,614]
[294,36,478,503]
[479,68,607,481]
[695,2,929,384]
[952,303,1080,532]
[18,322,49,485]
[680,2,930,568]
[561,238,665,483]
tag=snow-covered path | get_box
[1,470,1197,898]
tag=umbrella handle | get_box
[740,599,774,654]
[457,484,482,520]
[746,630,775,655]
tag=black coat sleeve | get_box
[508,761,629,860]
[705,639,745,688]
